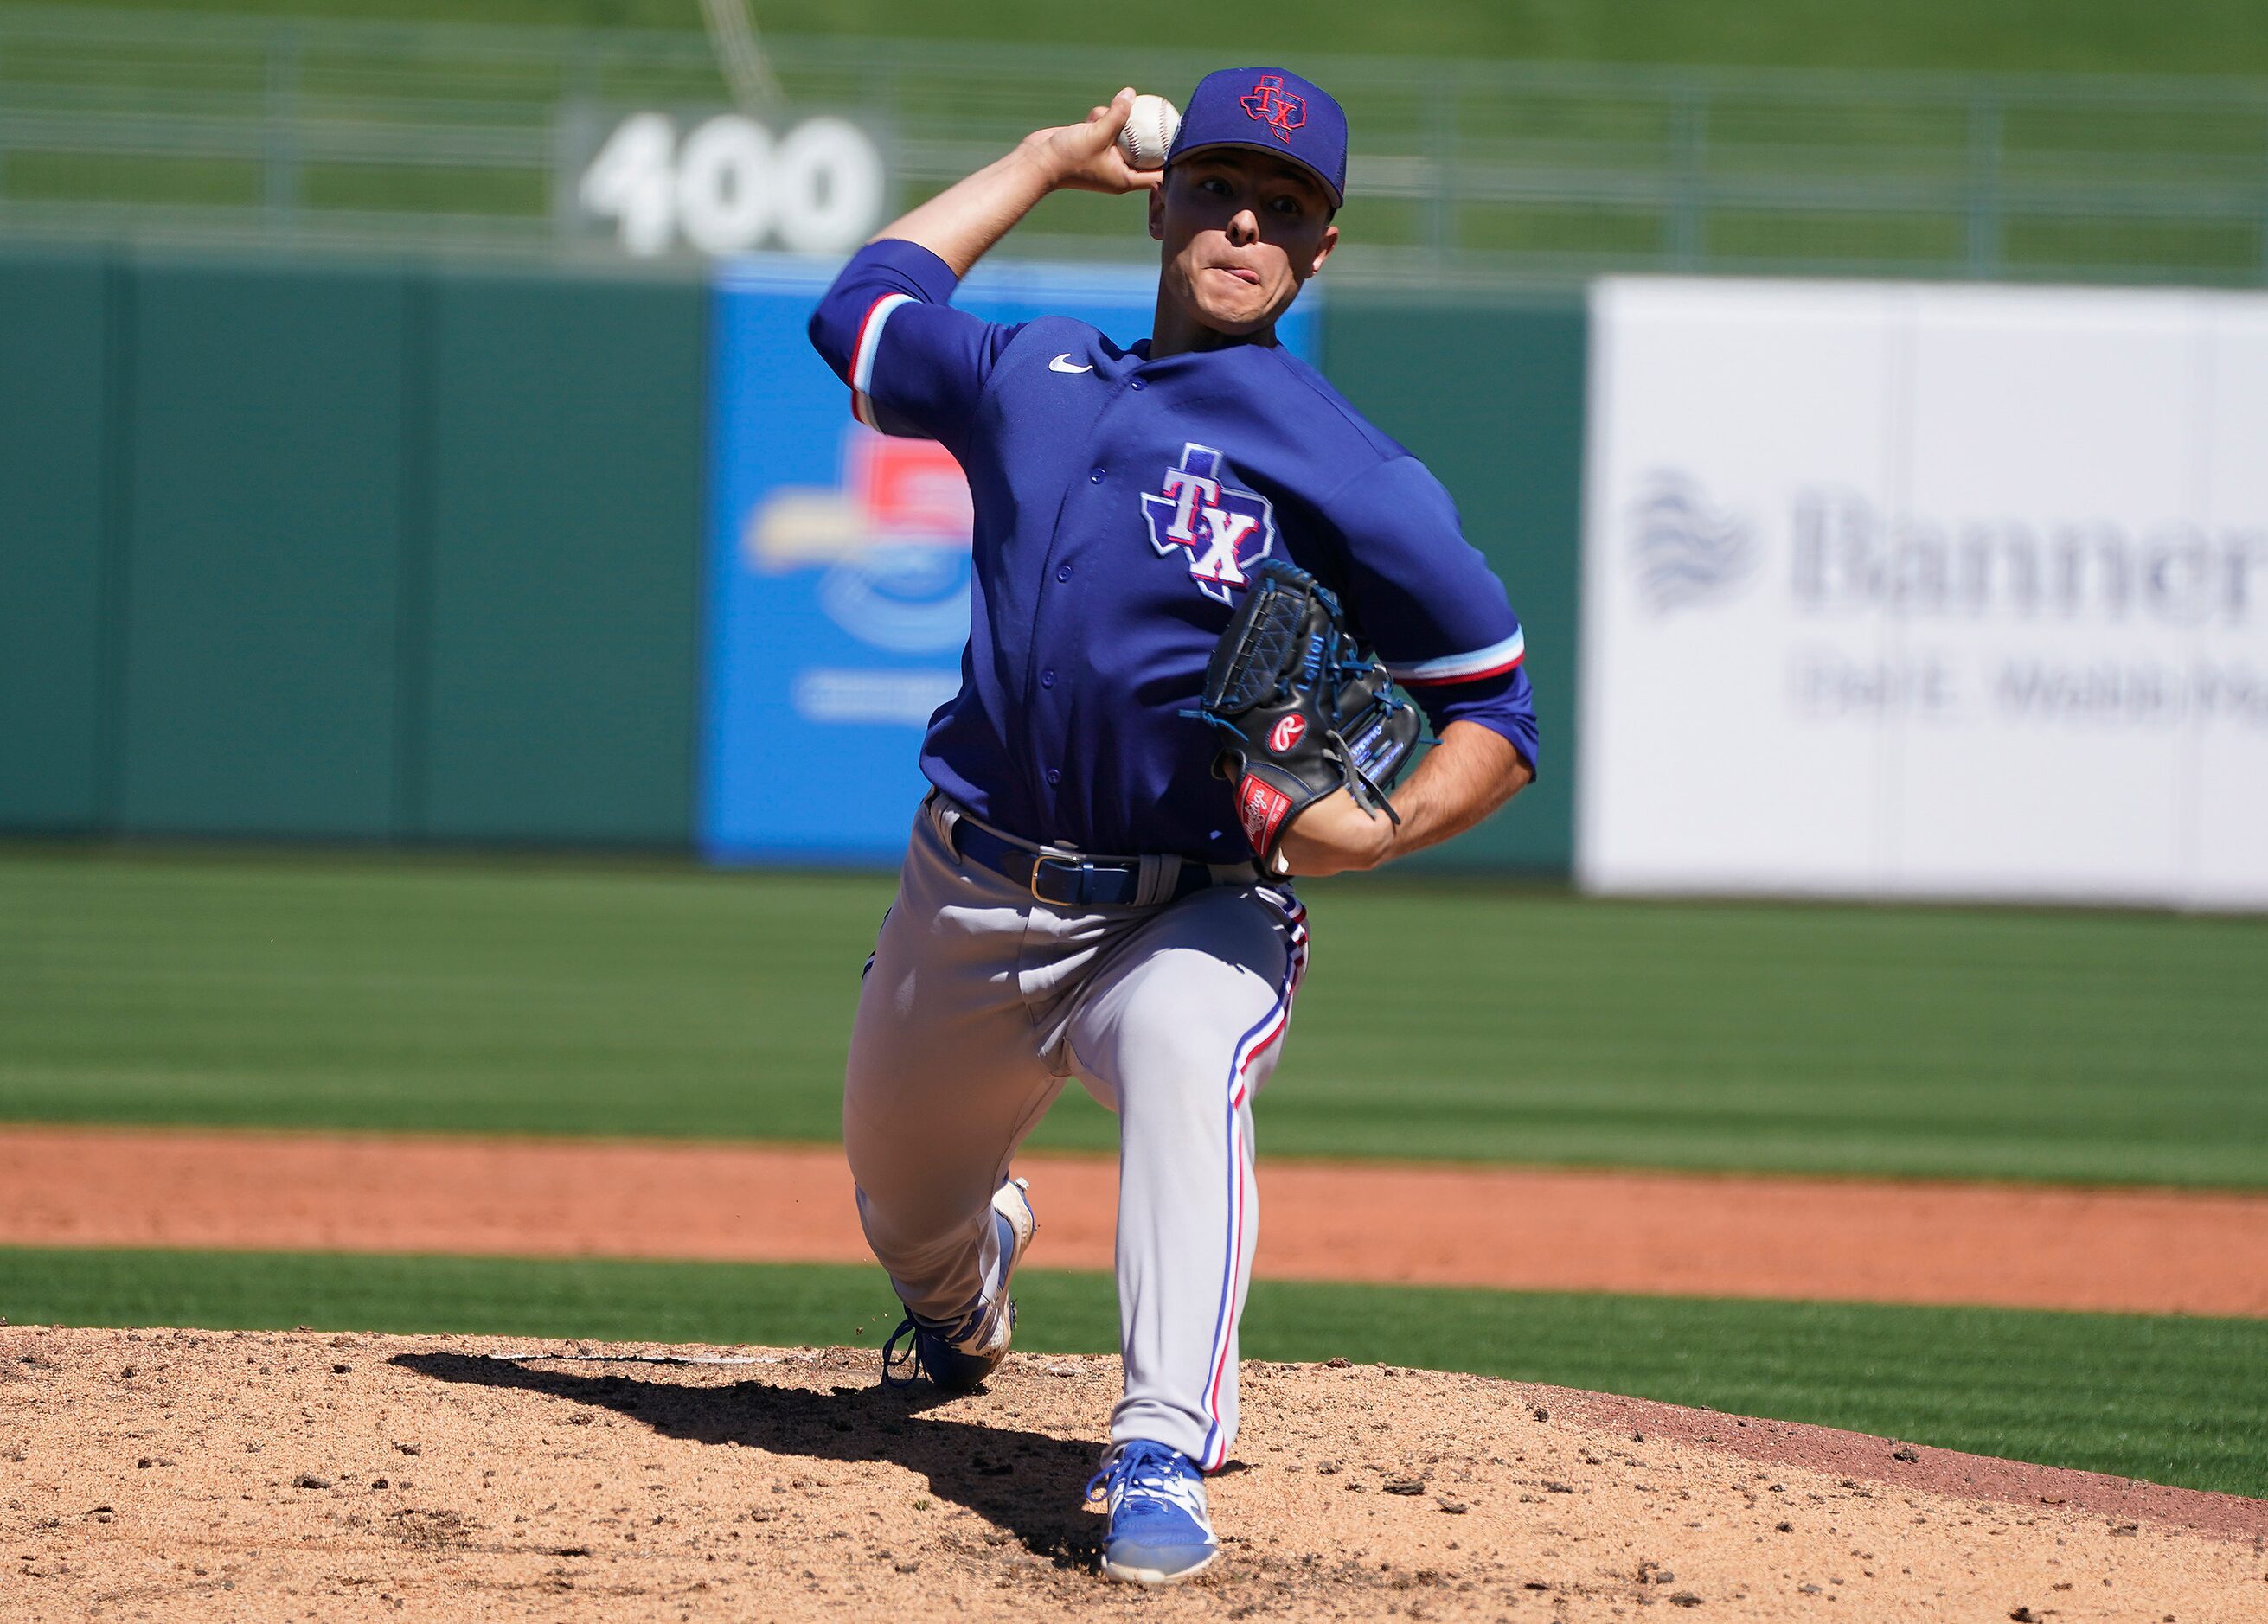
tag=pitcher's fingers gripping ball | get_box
[1118,93,1181,170]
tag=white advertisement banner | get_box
[1578,278,2268,909]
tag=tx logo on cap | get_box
[1240,74,1306,144]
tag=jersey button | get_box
[1089,467,1105,483]
[1041,670,1055,689]
[1046,769,1062,786]
[1055,564,1073,582]
[1130,379,1145,391]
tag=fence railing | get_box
[3,6,2266,285]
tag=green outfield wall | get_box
[1322,290,1585,873]
[0,246,711,848]
[121,259,411,838]
[0,246,1587,869]
[417,272,708,845]
[0,246,113,833]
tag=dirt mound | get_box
[3,1327,2261,1621]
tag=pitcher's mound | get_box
[4,1327,2260,1620]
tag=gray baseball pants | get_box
[844,793,1308,1467]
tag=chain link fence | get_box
[3,5,2266,285]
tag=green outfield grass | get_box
[5,847,2266,1186]
[13,0,2268,78]
[4,1245,2261,1498]
[6,847,2266,1186]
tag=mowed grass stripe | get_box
[6,848,2266,1185]
[3,1245,2262,1499]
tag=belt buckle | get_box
[1029,855,1090,907]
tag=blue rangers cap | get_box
[1166,67,1347,208]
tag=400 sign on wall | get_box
[1579,278,2268,909]
[568,110,885,256]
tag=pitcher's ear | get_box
[1148,182,1166,242]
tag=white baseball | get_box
[1117,93,1180,171]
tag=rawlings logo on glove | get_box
[1187,559,1422,870]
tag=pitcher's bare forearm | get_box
[871,88,1156,278]
[1273,719,1531,878]
[1381,719,1532,860]
[871,147,1058,277]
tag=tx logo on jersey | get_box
[1240,75,1306,144]
[1139,442,1277,604]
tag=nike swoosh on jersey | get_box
[1048,354,1095,373]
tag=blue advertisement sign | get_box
[698,255,1317,864]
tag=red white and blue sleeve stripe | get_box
[1383,628,1527,687]
[849,291,914,431]
[805,238,970,441]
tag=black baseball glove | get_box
[1189,559,1423,869]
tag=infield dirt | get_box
[9,1126,2268,1315]
[5,1326,2263,1622]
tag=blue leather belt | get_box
[949,817,1217,908]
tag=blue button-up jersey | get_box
[809,239,1537,864]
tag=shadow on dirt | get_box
[393,1352,1106,1567]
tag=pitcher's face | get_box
[1150,149,1338,337]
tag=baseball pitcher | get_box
[808,68,1537,1583]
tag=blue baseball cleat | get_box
[880,1176,1036,1394]
[1087,1439,1220,1584]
